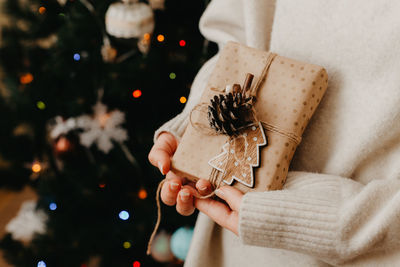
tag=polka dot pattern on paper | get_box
[172,42,328,193]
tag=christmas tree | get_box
[0,0,216,266]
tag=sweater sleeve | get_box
[239,171,400,265]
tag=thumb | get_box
[215,186,243,211]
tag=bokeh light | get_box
[73,53,81,61]
[49,202,57,211]
[143,33,151,41]
[38,7,46,14]
[20,73,34,84]
[169,72,176,80]
[32,163,42,173]
[36,101,46,110]
[132,89,142,98]
[133,261,140,267]
[138,189,147,199]
[180,96,187,104]
[37,261,46,267]
[157,34,165,42]
[119,210,130,220]
[179,40,186,47]
[123,241,131,249]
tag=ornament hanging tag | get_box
[208,121,267,188]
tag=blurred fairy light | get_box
[143,33,151,41]
[133,261,141,267]
[119,210,130,220]
[169,72,176,80]
[36,101,46,110]
[73,53,81,61]
[138,188,147,199]
[32,162,42,173]
[132,89,142,98]
[38,7,46,14]
[179,40,186,47]
[180,96,187,104]
[123,241,131,249]
[37,261,46,267]
[157,34,165,42]
[49,203,57,211]
[20,73,34,84]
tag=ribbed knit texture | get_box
[154,0,400,266]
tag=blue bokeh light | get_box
[49,202,57,211]
[73,53,81,61]
[37,260,46,267]
[119,210,130,220]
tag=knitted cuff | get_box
[238,189,339,259]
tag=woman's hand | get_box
[148,132,244,235]
[195,185,243,236]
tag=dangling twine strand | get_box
[146,171,223,255]
[146,179,166,255]
[147,51,302,255]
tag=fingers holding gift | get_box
[176,185,196,216]
[195,179,213,196]
[160,172,184,206]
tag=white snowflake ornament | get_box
[6,200,48,242]
[77,102,128,153]
[49,116,77,139]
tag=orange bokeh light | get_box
[143,33,151,41]
[138,189,147,199]
[39,6,46,14]
[32,163,42,173]
[20,73,34,84]
[180,96,187,104]
[99,183,106,188]
[157,34,165,42]
[132,89,142,98]
[55,137,70,152]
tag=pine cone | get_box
[207,92,254,136]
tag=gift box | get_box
[171,42,328,193]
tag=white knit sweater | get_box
[154,0,400,266]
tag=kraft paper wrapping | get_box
[171,42,328,193]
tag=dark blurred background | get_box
[0,0,217,266]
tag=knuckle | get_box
[177,206,194,216]
[161,196,176,206]
[148,151,156,165]
[160,187,177,206]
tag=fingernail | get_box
[180,191,190,202]
[199,186,208,193]
[169,182,179,191]
[158,162,164,175]
[215,189,224,197]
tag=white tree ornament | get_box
[6,200,48,242]
[49,116,77,139]
[77,102,128,153]
[105,0,154,39]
